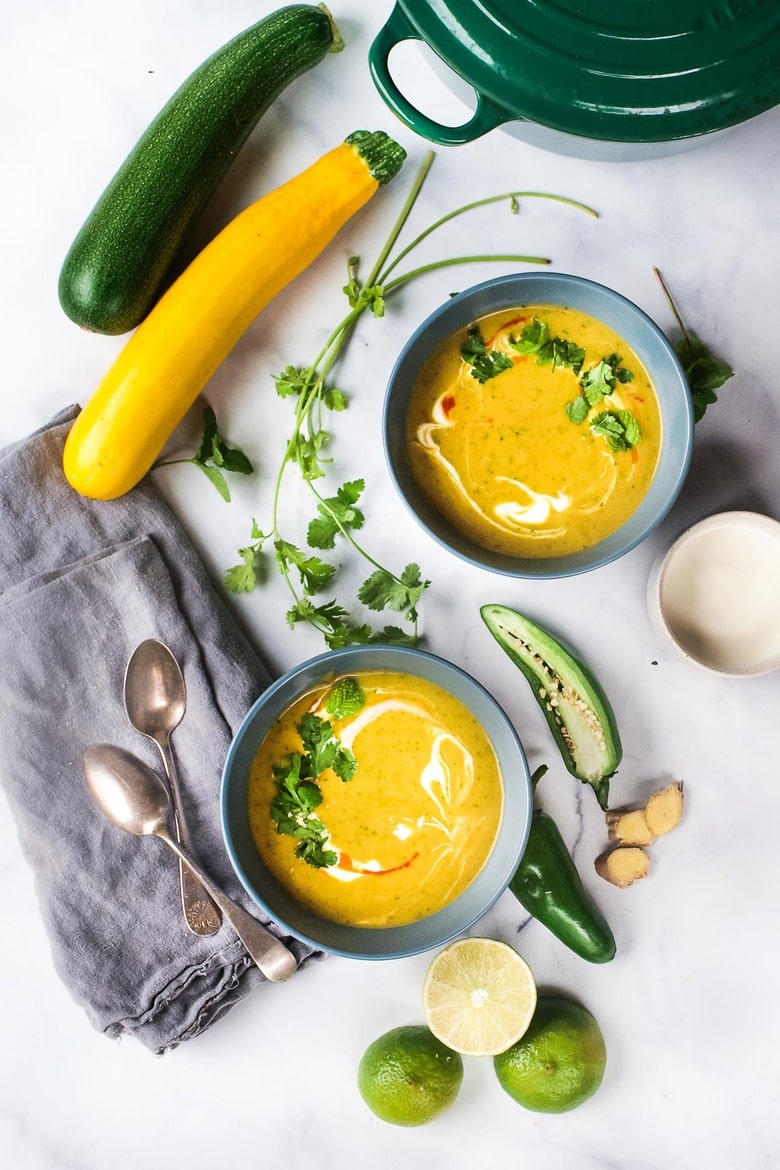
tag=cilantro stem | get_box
[383,253,550,294]
[309,481,391,577]
[378,190,598,283]
[229,151,602,648]
[653,267,691,349]
[364,150,436,290]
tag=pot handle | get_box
[369,5,513,146]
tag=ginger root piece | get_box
[645,782,684,838]
[595,846,650,889]
[606,806,654,847]
[606,781,684,846]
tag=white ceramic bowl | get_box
[650,511,780,677]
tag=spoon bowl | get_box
[124,639,221,935]
[124,639,186,743]
[84,743,169,837]
[83,743,298,982]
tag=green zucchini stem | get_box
[318,4,344,52]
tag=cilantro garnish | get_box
[223,519,267,593]
[677,336,734,422]
[155,405,253,502]
[307,480,365,550]
[654,268,734,422]
[508,319,585,373]
[223,159,598,647]
[270,709,359,868]
[579,354,634,405]
[358,563,427,622]
[590,409,642,452]
[461,326,513,383]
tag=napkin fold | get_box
[0,407,316,1053]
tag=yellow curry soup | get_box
[405,304,662,558]
[247,671,503,928]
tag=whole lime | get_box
[358,1025,464,1126]
[493,995,606,1113]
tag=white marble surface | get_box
[2,1,780,1166]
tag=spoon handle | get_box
[157,739,222,937]
[158,831,298,983]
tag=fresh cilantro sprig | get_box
[461,326,513,383]
[590,408,642,452]
[565,353,635,434]
[579,353,633,404]
[156,405,253,501]
[654,267,734,421]
[225,157,598,646]
[508,318,585,373]
[270,706,362,868]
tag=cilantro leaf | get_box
[270,752,336,869]
[274,366,310,399]
[653,269,734,424]
[461,326,513,383]
[274,540,335,595]
[565,394,590,425]
[547,338,585,373]
[580,360,615,404]
[224,521,267,593]
[325,677,366,720]
[323,386,348,412]
[293,430,331,481]
[307,480,365,549]
[361,285,385,318]
[369,625,418,647]
[295,836,338,869]
[357,563,429,620]
[269,705,362,869]
[509,318,549,355]
[508,319,584,373]
[590,409,642,452]
[343,256,361,307]
[579,353,633,405]
[676,335,734,422]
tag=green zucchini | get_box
[59,4,341,334]
[481,604,622,808]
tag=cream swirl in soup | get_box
[405,305,662,558]
[247,671,503,928]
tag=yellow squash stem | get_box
[63,132,405,500]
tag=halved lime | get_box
[422,937,537,1057]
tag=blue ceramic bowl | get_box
[221,645,531,960]
[384,272,694,578]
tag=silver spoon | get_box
[124,639,220,936]
[83,743,298,983]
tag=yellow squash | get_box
[63,131,405,500]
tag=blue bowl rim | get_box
[220,644,531,960]
[383,270,694,579]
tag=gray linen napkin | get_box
[0,406,316,1053]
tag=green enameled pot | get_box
[369,0,780,159]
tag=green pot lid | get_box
[371,0,780,143]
